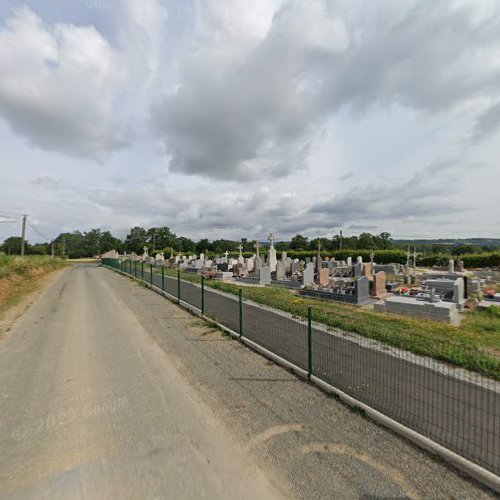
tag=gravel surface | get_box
[0,264,495,498]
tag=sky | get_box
[0,0,499,244]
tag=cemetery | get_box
[104,238,500,380]
[107,235,500,330]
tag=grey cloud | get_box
[472,102,500,142]
[153,0,500,181]
[87,180,343,240]
[309,157,468,221]
[348,224,378,231]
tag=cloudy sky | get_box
[0,0,499,243]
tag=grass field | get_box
[157,267,500,380]
[0,256,67,317]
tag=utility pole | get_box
[62,237,66,258]
[20,214,27,256]
[51,241,55,258]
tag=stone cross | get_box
[224,250,229,259]
[370,252,374,267]
[143,246,148,256]
[412,246,418,268]
[316,240,322,273]
[254,240,260,257]
[268,233,275,248]
[237,244,243,256]
[406,245,411,268]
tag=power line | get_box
[27,221,49,241]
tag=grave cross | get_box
[254,240,260,257]
[237,244,243,256]
[412,246,418,268]
[370,252,374,266]
[143,246,148,256]
[268,233,275,248]
[406,245,411,268]
[316,240,322,272]
[224,250,229,259]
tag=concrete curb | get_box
[103,265,500,494]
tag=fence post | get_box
[177,269,181,304]
[307,305,312,380]
[141,262,144,280]
[134,261,137,278]
[129,260,132,275]
[161,265,165,291]
[239,288,243,338]
[201,275,205,315]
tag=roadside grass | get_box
[0,256,67,317]
[153,267,500,380]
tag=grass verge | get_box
[158,267,500,380]
[0,256,67,317]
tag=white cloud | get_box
[0,7,126,157]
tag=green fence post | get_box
[201,275,205,315]
[161,265,165,291]
[150,264,153,284]
[141,262,144,280]
[307,305,312,380]
[129,260,132,275]
[134,261,137,278]
[177,269,181,304]
[239,288,243,338]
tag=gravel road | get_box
[0,265,494,498]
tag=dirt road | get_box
[0,265,494,498]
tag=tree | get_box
[358,233,376,249]
[125,226,148,254]
[275,241,289,251]
[175,236,196,253]
[290,234,308,250]
[53,231,85,258]
[196,238,211,254]
[1,236,24,255]
[147,226,177,251]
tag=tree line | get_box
[0,226,497,258]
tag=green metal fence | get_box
[100,258,500,479]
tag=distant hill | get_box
[393,238,500,247]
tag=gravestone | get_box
[356,256,363,264]
[318,268,330,286]
[246,257,255,272]
[353,262,363,277]
[448,259,454,273]
[254,256,262,271]
[316,241,322,273]
[346,257,352,266]
[371,271,388,298]
[155,252,165,266]
[275,261,286,280]
[363,262,374,280]
[259,266,271,285]
[355,276,370,303]
[302,262,314,286]
[268,233,277,272]
[291,260,301,275]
